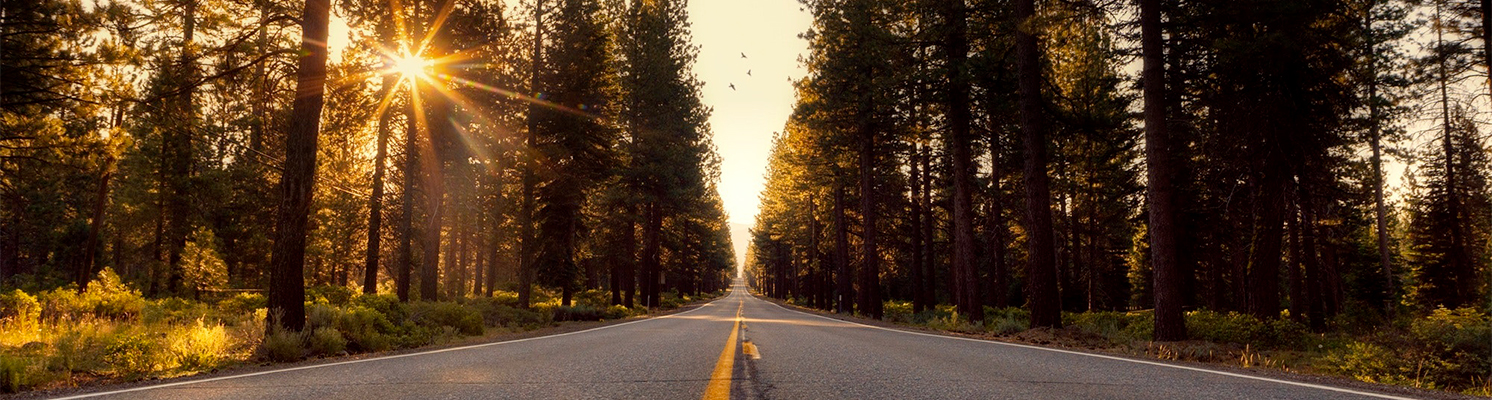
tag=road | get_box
[55,281,1428,400]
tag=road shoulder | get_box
[748,293,1478,400]
[7,297,723,400]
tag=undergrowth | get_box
[0,269,703,394]
[877,299,1491,395]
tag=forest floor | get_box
[0,273,724,397]
[758,294,1490,400]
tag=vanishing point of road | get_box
[49,280,1440,400]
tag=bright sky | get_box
[687,0,813,271]
[686,0,812,227]
[329,1,815,270]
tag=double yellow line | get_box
[701,300,744,400]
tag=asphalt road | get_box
[55,280,1432,400]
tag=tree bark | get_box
[267,0,330,332]
[834,180,853,313]
[1247,171,1285,320]
[362,76,395,295]
[857,123,881,318]
[396,98,417,302]
[164,0,199,295]
[641,202,663,307]
[79,159,113,289]
[1016,0,1060,328]
[1142,0,1184,340]
[910,146,927,313]
[945,0,982,322]
[518,0,544,308]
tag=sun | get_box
[391,54,430,79]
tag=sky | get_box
[686,0,813,270]
[329,1,812,270]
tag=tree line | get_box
[0,0,735,332]
[747,0,1491,339]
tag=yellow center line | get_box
[701,300,743,400]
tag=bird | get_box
[729,83,736,91]
[741,52,748,59]
[747,70,752,76]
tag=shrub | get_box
[307,286,357,307]
[262,330,304,362]
[168,319,229,370]
[1319,342,1409,384]
[307,328,347,356]
[467,301,548,328]
[408,302,483,336]
[47,329,107,373]
[1184,310,1305,348]
[0,356,27,393]
[218,292,266,315]
[103,333,163,377]
[883,301,914,324]
[82,268,147,320]
[353,293,408,322]
[552,305,605,322]
[306,304,342,331]
[336,306,395,352]
[0,290,41,329]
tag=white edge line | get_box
[49,294,734,400]
[760,297,1421,400]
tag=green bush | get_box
[34,269,146,322]
[307,286,357,306]
[307,327,347,356]
[336,306,395,352]
[262,330,304,362]
[306,304,341,331]
[0,355,27,393]
[408,302,484,336]
[103,333,162,377]
[883,301,915,324]
[0,289,41,329]
[1319,342,1410,384]
[141,297,212,325]
[466,300,548,328]
[167,319,229,370]
[47,329,106,373]
[353,293,408,322]
[217,292,266,315]
[1409,307,1491,389]
[1185,310,1306,348]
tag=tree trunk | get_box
[910,146,927,314]
[79,160,113,289]
[857,125,881,318]
[622,206,637,307]
[518,0,544,308]
[1247,171,1285,320]
[1288,194,1305,321]
[641,202,663,307]
[165,0,199,295]
[1016,0,1060,328]
[834,181,852,313]
[362,76,395,295]
[396,98,417,302]
[1142,0,1184,341]
[1364,6,1394,316]
[267,0,330,332]
[945,0,982,322]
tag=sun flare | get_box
[391,54,430,79]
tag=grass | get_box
[0,269,712,394]
[877,299,1492,396]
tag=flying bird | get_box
[729,83,736,91]
[747,70,752,76]
[741,52,748,59]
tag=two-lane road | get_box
[56,281,1430,399]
